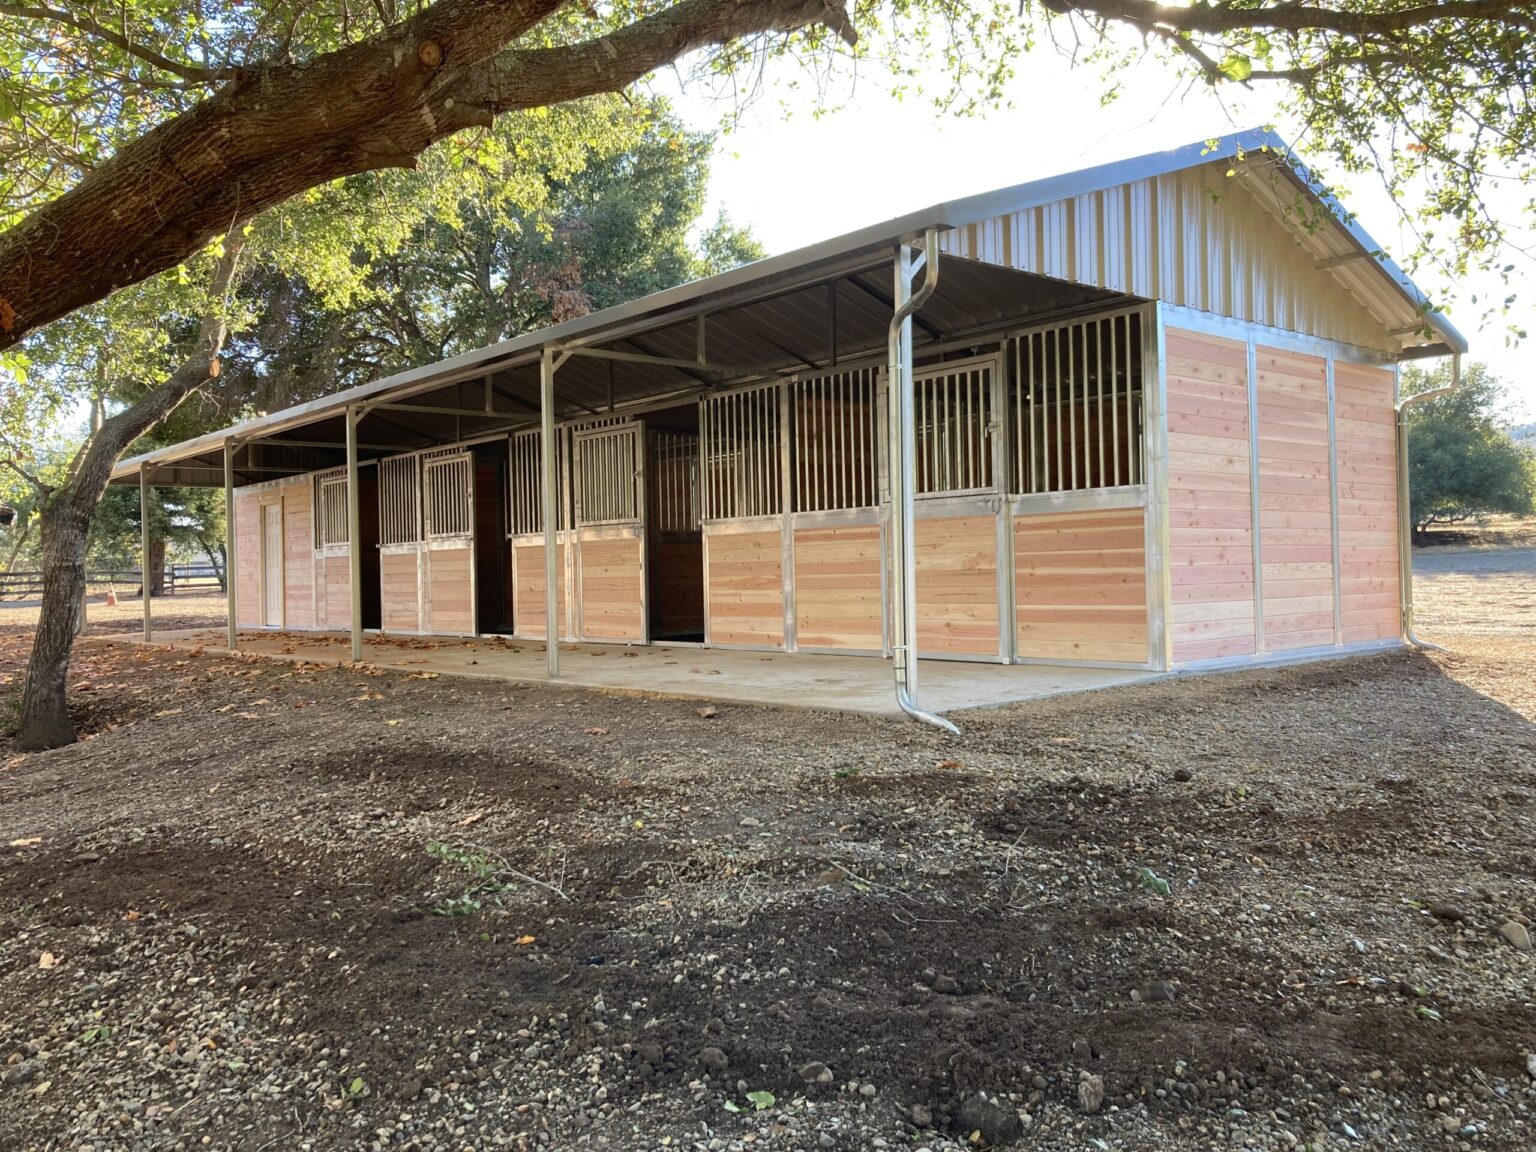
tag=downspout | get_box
[887,230,960,736]
[1394,352,1461,650]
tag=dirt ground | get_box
[1,559,1533,1152]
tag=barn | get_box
[112,130,1465,724]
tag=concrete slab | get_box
[95,628,1161,718]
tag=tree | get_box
[2,0,1534,750]
[2,1,1534,353]
[1404,361,1536,539]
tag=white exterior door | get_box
[262,502,283,627]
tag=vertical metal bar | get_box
[540,349,560,677]
[1143,303,1173,670]
[1095,319,1107,488]
[1111,314,1122,486]
[1025,336,1036,494]
[346,408,363,662]
[1053,327,1065,492]
[1068,322,1079,491]
[224,442,237,649]
[138,467,152,641]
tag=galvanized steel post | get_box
[140,467,152,642]
[223,441,237,650]
[346,407,363,662]
[540,348,560,678]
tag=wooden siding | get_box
[234,488,261,628]
[915,514,999,657]
[1014,509,1148,662]
[380,550,420,633]
[706,528,784,647]
[1256,345,1335,651]
[1335,363,1400,643]
[579,536,645,641]
[426,544,475,635]
[512,540,568,638]
[281,481,314,629]
[320,554,351,631]
[1165,329,1256,662]
[793,525,883,650]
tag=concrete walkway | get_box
[96,628,1161,719]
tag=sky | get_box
[658,43,1536,422]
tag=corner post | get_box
[224,441,238,650]
[346,406,363,662]
[140,467,152,642]
[540,347,560,678]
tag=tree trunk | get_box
[13,240,243,750]
[14,499,90,750]
[148,537,167,596]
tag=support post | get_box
[346,406,363,662]
[540,348,560,678]
[140,467,152,642]
[885,233,958,734]
[224,441,237,650]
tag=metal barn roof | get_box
[113,129,1465,487]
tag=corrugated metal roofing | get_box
[113,129,1463,486]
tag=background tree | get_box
[1404,361,1536,540]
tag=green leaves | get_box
[1218,54,1253,83]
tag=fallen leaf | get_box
[936,758,963,770]
[584,726,609,736]
[124,910,141,922]
[386,719,403,726]
[696,705,718,719]
[409,671,439,680]
[515,935,537,946]
[38,952,57,969]
[9,836,41,847]
[459,811,485,827]
[153,708,183,718]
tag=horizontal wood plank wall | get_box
[793,525,883,650]
[1014,509,1148,662]
[915,515,999,657]
[1256,345,1335,650]
[1335,363,1400,643]
[321,554,351,631]
[281,480,314,629]
[511,541,568,638]
[1165,329,1256,662]
[706,528,784,647]
[579,536,645,641]
[380,550,421,633]
[427,545,475,635]
[234,489,261,628]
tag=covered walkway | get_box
[101,628,1160,718]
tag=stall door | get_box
[422,452,477,635]
[262,503,283,627]
[573,422,646,642]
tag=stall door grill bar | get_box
[575,424,640,526]
[912,361,995,496]
[650,432,700,533]
[794,366,878,512]
[313,468,349,547]
[423,454,473,538]
[379,454,422,545]
[701,385,783,520]
[1013,309,1145,495]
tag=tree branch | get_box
[0,1,230,82]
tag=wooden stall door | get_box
[261,503,283,627]
[573,423,646,642]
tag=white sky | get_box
[658,45,1536,421]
